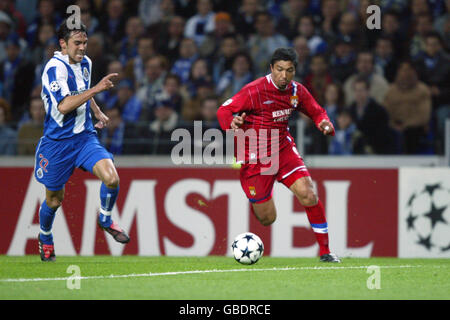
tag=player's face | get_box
[61,31,88,64]
[270,60,295,90]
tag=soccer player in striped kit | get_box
[217,48,340,262]
[35,20,130,261]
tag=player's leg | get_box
[240,164,277,226]
[251,198,277,226]
[288,176,340,262]
[76,135,129,244]
[277,142,340,262]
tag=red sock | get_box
[304,200,330,256]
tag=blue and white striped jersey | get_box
[41,51,96,140]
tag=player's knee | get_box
[260,214,276,226]
[104,174,120,189]
[298,190,318,207]
[46,195,63,209]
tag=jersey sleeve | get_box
[297,83,332,131]
[43,62,71,105]
[216,86,253,130]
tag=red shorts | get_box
[239,141,310,204]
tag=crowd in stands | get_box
[0,0,449,156]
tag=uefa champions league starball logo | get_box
[405,183,450,253]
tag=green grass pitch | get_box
[0,256,449,300]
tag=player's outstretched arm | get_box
[57,73,118,115]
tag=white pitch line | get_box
[0,265,426,283]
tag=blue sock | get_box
[99,183,119,227]
[39,200,57,245]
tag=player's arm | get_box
[57,73,118,115]
[217,88,252,131]
[298,84,335,136]
[90,98,110,129]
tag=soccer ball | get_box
[231,232,264,265]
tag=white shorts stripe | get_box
[281,166,307,180]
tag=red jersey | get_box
[217,74,332,163]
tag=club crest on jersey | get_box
[83,67,89,82]
[249,186,256,196]
[290,95,298,108]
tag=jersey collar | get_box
[266,74,292,91]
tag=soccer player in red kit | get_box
[217,48,340,262]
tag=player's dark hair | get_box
[270,47,298,68]
[56,18,88,45]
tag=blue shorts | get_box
[34,132,113,191]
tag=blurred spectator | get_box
[98,105,149,155]
[216,52,253,100]
[320,0,341,41]
[0,10,14,63]
[184,57,212,98]
[374,36,399,82]
[383,61,432,154]
[292,36,311,82]
[99,106,126,155]
[184,0,215,47]
[33,40,58,87]
[323,82,345,127]
[96,60,125,107]
[29,22,55,66]
[0,33,34,122]
[296,15,328,55]
[303,54,333,106]
[138,0,164,28]
[233,0,261,40]
[328,35,357,83]
[380,10,407,59]
[414,32,450,110]
[409,13,434,59]
[328,108,365,155]
[148,96,180,154]
[211,34,241,84]
[336,12,363,49]
[124,36,156,88]
[182,79,214,121]
[86,33,111,85]
[199,12,236,59]
[199,94,219,128]
[0,0,27,38]
[116,16,145,65]
[25,0,61,47]
[248,11,289,77]
[155,15,185,65]
[146,0,177,34]
[344,51,389,106]
[277,0,309,40]
[0,98,15,155]
[158,73,184,115]
[171,37,198,84]
[16,97,44,155]
[77,0,100,35]
[98,0,128,51]
[349,77,396,154]
[111,79,143,123]
[137,55,168,119]
[434,0,450,36]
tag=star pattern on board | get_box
[424,202,447,229]
[416,233,434,251]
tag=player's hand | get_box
[94,111,109,129]
[318,119,335,136]
[94,73,118,93]
[231,112,246,132]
